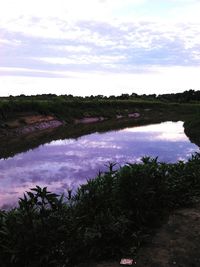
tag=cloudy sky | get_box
[0,0,200,96]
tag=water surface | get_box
[0,121,198,208]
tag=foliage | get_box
[1,154,200,266]
[1,90,200,122]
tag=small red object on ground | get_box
[120,258,136,265]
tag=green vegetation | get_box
[0,97,164,122]
[1,90,200,123]
[1,154,200,267]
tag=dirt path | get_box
[82,204,200,267]
[135,204,200,267]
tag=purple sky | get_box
[0,0,200,96]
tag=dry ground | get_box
[79,204,200,267]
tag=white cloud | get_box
[39,54,126,65]
[1,0,200,95]
[1,65,200,97]
[54,45,91,53]
[124,121,189,142]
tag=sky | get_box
[0,0,200,96]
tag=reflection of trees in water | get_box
[184,120,200,148]
[0,118,164,159]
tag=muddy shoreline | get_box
[0,113,141,138]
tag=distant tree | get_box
[118,94,130,100]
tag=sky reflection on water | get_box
[0,121,199,208]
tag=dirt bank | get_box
[135,204,200,267]
[14,119,63,135]
[74,117,106,124]
[0,112,142,137]
[0,114,63,137]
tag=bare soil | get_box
[80,204,200,267]
[5,114,56,129]
[0,113,63,137]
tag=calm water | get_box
[0,121,199,208]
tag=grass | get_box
[1,154,200,266]
[1,95,199,122]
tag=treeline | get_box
[1,154,200,266]
[1,89,200,128]
[0,97,164,121]
[1,89,200,102]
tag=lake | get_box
[0,121,199,208]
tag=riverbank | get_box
[0,113,64,138]
[1,97,199,138]
[1,107,200,159]
[1,93,200,266]
[1,154,200,266]
[0,113,139,138]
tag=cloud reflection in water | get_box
[0,121,198,208]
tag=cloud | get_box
[0,0,200,95]
[1,20,200,77]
